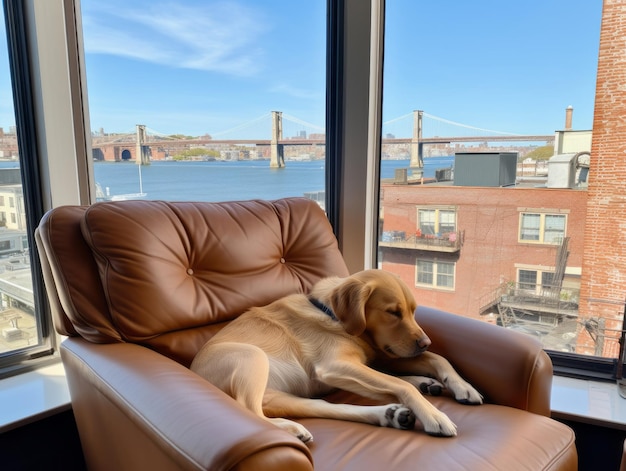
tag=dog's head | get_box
[315,269,430,358]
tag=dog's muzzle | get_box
[384,336,431,357]
[417,336,431,353]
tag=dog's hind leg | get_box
[263,390,416,430]
[190,342,314,442]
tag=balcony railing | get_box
[379,230,464,253]
[479,281,580,318]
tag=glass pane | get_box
[418,209,435,235]
[379,1,606,362]
[83,1,326,204]
[0,17,39,354]
[544,214,566,244]
[439,210,456,234]
[436,262,454,288]
[520,213,541,241]
[541,272,555,289]
[416,259,433,285]
[519,270,537,291]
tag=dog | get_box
[191,269,483,442]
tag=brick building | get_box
[578,0,626,357]
[380,182,587,352]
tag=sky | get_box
[0,0,604,139]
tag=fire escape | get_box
[479,238,579,349]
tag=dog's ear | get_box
[330,278,373,336]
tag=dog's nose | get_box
[417,336,431,352]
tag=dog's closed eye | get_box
[387,310,402,318]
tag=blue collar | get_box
[308,296,337,321]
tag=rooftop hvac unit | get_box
[2,327,21,340]
[453,152,518,187]
[394,168,408,184]
[547,153,577,188]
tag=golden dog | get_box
[191,269,482,442]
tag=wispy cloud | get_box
[82,1,268,76]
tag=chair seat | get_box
[300,395,576,470]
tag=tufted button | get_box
[187,268,194,275]
[280,257,286,264]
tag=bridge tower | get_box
[136,124,150,165]
[270,111,285,168]
[410,110,424,176]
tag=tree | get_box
[172,147,220,160]
[524,145,554,160]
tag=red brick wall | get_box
[381,184,587,319]
[579,0,626,355]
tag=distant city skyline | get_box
[0,1,603,138]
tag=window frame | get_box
[519,211,567,245]
[0,0,55,376]
[0,0,614,382]
[417,206,457,237]
[415,257,456,291]
[370,1,614,381]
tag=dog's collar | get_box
[308,296,337,321]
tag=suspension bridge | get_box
[91,111,554,169]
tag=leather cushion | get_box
[79,198,348,352]
[304,392,577,470]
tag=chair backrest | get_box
[36,198,349,366]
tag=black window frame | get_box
[0,0,56,377]
[0,0,614,384]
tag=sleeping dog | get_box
[191,269,483,442]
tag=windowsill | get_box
[1,364,625,433]
[551,375,626,430]
[0,361,71,433]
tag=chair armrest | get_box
[61,339,312,471]
[415,306,553,416]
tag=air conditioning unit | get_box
[2,327,21,340]
[547,154,577,188]
[454,152,518,187]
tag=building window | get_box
[418,208,456,236]
[416,258,455,290]
[518,268,557,292]
[519,213,566,244]
[518,269,538,291]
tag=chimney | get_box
[565,105,573,130]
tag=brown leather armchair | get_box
[35,198,577,470]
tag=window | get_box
[0,0,54,374]
[0,0,616,383]
[518,269,556,293]
[519,212,566,244]
[378,1,618,379]
[416,259,455,290]
[518,269,538,291]
[418,208,456,236]
[82,0,326,205]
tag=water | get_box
[93,156,454,202]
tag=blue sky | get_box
[382,1,602,137]
[0,1,604,139]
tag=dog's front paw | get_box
[447,379,483,405]
[421,409,457,437]
[383,404,416,430]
